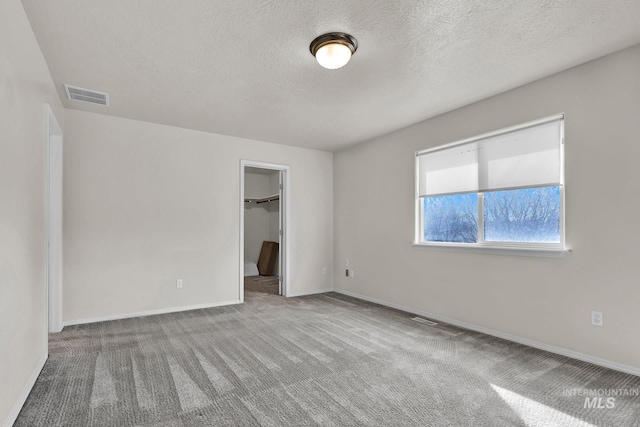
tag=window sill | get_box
[411,242,571,258]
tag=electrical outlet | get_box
[349,269,355,278]
[177,279,183,289]
[591,311,603,327]
[345,269,349,277]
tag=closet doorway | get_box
[239,160,290,302]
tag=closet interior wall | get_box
[244,170,280,276]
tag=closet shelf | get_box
[244,194,279,204]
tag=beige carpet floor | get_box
[244,275,279,295]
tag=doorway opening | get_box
[46,105,63,336]
[239,160,289,302]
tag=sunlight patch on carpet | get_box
[491,384,596,427]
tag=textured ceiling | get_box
[21,0,640,151]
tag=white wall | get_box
[0,0,64,424]
[334,45,640,372]
[63,109,333,322]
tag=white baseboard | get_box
[334,289,640,378]
[62,300,241,328]
[4,353,47,427]
[287,288,334,297]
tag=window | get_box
[415,115,566,255]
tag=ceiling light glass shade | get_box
[310,32,358,70]
[315,43,352,69]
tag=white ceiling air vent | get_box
[64,84,109,106]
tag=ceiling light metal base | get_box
[309,32,358,57]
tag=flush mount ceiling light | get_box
[310,32,358,70]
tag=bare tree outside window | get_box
[423,186,560,244]
[484,186,560,243]
[424,194,478,243]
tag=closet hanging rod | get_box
[256,194,279,204]
[244,194,280,204]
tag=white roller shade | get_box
[418,116,563,197]
[418,141,479,196]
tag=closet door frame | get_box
[239,160,290,301]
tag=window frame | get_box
[414,115,569,258]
